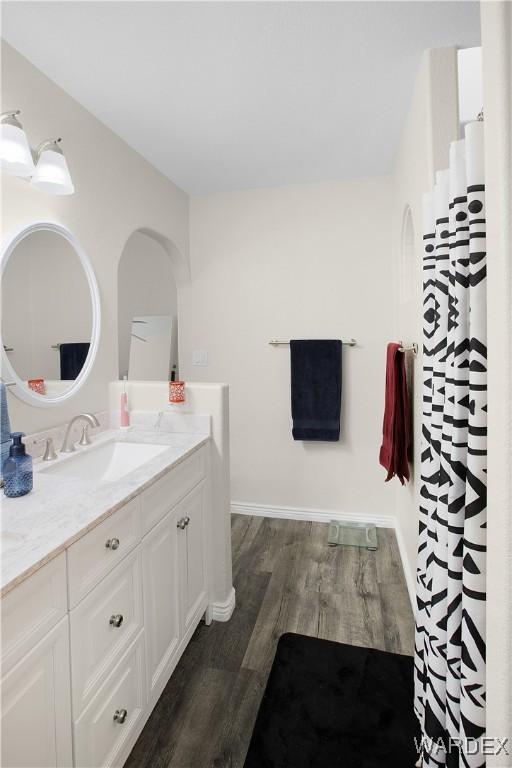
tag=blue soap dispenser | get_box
[3,432,33,498]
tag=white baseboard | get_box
[210,587,236,622]
[231,501,416,611]
[231,501,395,529]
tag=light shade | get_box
[0,120,35,178]
[31,147,74,195]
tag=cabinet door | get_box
[177,481,208,633]
[1,617,73,768]
[141,508,180,704]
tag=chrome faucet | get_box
[61,413,100,453]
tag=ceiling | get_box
[2,1,480,195]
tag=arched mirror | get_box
[1,222,100,406]
[118,230,179,382]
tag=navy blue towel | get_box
[59,343,90,380]
[1,382,11,480]
[290,340,342,441]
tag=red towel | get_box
[379,343,411,485]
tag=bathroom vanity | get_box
[0,429,229,768]
[0,222,234,767]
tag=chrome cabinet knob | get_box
[184,516,190,527]
[177,518,186,530]
[113,708,127,724]
[109,614,124,628]
[105,537,120,550]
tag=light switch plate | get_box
[192,349,208,366]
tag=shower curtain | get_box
[414,120,487,768]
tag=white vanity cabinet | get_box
[141,505,181,705]
[69,548,144,715]
[67,496,142,610]
[0,443,219,768]
[72,634,147,768]
[142,479,208,708]
[1,617,73,768]
[178,482,208,634]
[0,554,73,768]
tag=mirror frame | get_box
[1,222,101,408]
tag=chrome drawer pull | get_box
[105,538,120,550]
[113,708,127,724]
[109,614,124,628]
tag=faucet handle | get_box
[78,425,92,447]
[40,437,58,461]
[34,436,58,461]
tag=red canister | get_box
[28,379,46,395]
[169,380,185,404]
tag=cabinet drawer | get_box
[1,553,67,674]
[70,550,143,717]
[74,632,146,768]
[67,497,141,609]
[140,447,205,535]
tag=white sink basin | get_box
[39,441,168,484]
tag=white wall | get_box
[179,47,461,593]
[390,47,459,582]
[118,230,178,378]
[1,42,189,432]
[458,46,483,127]
[180,177,397,520]
[2,229,92,381]
[481,2,512,760]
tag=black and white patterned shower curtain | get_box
[414,121,487,768]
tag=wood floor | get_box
[125,514,414,768]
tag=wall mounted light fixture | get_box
[31,138,74,195]
[0,110,74,195]
[0,110,35,178]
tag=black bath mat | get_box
[244,632,420,768]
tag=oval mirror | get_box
[1,222,100,406]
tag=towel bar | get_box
[269,338,357,347]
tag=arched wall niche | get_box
[117,227,189,380]
[135,227,191,285]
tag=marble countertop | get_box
[0,428,209,597]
